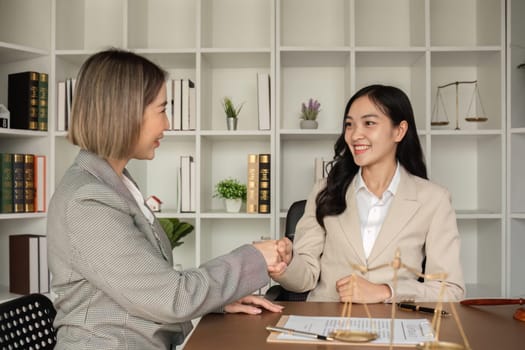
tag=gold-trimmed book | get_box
[258,153,271,214]
[1,153,13,213]
[246,154,259,213]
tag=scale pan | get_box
[431,121,450,126]
[416,341,468,349]
[329,330,378,342]
[465,117,488,122]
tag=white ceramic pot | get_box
[300,120,318,129]
[225,198,242,212]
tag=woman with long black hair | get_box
[272,84,465,303]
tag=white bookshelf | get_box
[0,0,52,302]
[507,0,525,298]
[275,0,506,299]
[0,0,521,303]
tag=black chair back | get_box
[284,199,306,242]
[0,293,56,350]
[265,200,310,301]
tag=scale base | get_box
[329,330,378,342]
[416,341,469,349]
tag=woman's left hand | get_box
[336,274,391,304]
[224,295,284,315]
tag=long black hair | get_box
[315,84,427,227]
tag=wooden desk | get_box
[184,302,524,349]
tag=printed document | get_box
[269,315,435,345]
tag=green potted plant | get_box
[299,98,321,129]
[222,96,244,130]
[214,178,247,212]
[158,218,194,249]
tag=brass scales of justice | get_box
[328,249,471,350]
[431,80,488,130]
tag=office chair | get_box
[265,200,310,301]
[0,293,57,350]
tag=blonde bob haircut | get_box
[68,49,167,159]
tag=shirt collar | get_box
[355,162,401,197]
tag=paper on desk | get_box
[275,315,434,345]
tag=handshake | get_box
[252,238,293,277]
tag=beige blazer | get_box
[274,166,465,302]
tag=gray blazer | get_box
[274,166,465,302]
[47,150,269,350]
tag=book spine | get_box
[173,78,182,130]
[12,153,25,213]
[38,236,49,293]
[180,155,192,212]
[0,153,14,213]
[246,154,259,213]
[34,155,47,212]
[166,79,173,129]
[57,81,66,131]
[188,83,196,130]
[66,78,72,130]
[24,154,35,212]
[9,234,40,294]
[258,153,271,214]
[257,73,271,130]
[181,79,194,130]
[190,158,196,212]
[8,71,39,130]
[38,73,48,131]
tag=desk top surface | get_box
[184,302,524,350]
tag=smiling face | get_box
[344,95,407,170]
[130,84,169,161]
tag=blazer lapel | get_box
[337,181,368,266]
[75,150,172,261]
[367,167,420,264]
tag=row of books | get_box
[9,234,49,294]
[56,78,76,131]
[1,153,46,214]
[167,79,196,131]
[6,71,48,131]
[246,153,271,214]
[54,74,270,132]
[180,155,196,212]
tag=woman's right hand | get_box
[269,237,293,277]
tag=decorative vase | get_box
[227,117,238,130]
[300,120,318,129]
[225,198,242,213]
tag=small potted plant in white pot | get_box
[222,96,244,130]
[299,98,321,129]
[214,178,247,212]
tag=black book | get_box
[8,71,40,130]
[258,153,271,214]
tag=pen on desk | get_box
[397,303,450,316]
[266,326,334,341]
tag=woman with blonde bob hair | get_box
[48,49,287,350]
